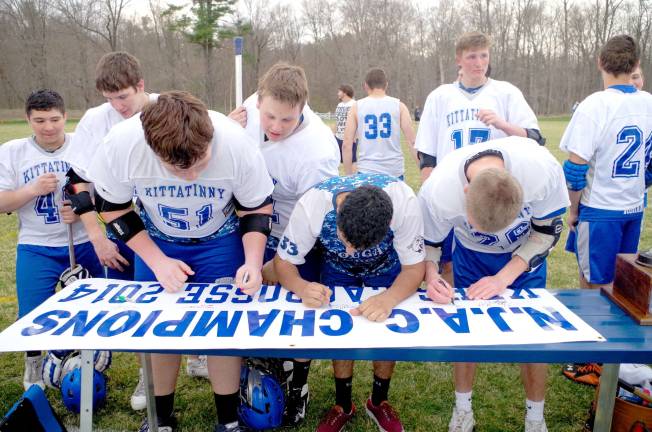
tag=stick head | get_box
[59,264,90,288]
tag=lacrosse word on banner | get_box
[0,279,604,353]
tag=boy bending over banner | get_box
[275,173,425,432]
[418,137,569,432]
[88,91,274,432]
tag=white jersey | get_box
[68,94,159,180]
[0,134,89,246]
[415,79,539,162]
[334,99,355,140]
[560,85,652,214]
[242,94,340,239]
[89,111,274,240]
[277,173,425,270]
[419,137,569,254]
[356,96,404,178]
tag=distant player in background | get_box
[275,173,425,432]
[631,64,645,90]
[342,68,418,179]
[89,91,274,432]
[419,138,569,432]
[415,31,544,287]
[0,89,102,390]
[560,35,652,385]
[236,62,340,426]
[334,84,357,164]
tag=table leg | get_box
[79,349,94,432]
[141,352,158,428]
[593,363,620,432]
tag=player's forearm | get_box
[242,231,267,270]
[0,188,36,213]
[80,211,108,243]
[342,140,355,175]
[274,255,308,295]
[497,122,527,137]
[124,230,165,269]
[387,262,426,305]
[568,190,581,216]
[495,256,529,287]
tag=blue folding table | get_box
[78,289,652,432]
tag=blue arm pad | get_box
[563,160,589,191]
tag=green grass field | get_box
[0,118,647,431]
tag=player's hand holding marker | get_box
[351,291,400,323]
[29,172,58,196]
[151,256,194,293]
[424,262,455,304]
[296,282,331,308]
[236,263,263,296]
[92,236,129,271]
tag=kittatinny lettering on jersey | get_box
[446,108,481,128]
[143,184,226,199]
[22,160,71,184]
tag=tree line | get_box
[0,0,650,115]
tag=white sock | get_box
[525,399,544,421]
[455,391,472,412]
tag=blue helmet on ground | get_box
[60,368,107,413]
[238,364,285,430]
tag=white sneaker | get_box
[23,354,45,390]
[186,355,208,378]
[448,407,475,432]
[131,368,146,411]
[525,419,548,432]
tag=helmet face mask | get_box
[238,363,285,430]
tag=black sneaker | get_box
[283,384,309,427]
[138,416,177,432]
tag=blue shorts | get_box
[105,232,135,280]
[264,236,321,282]
[335,137,357,163]
[134,230,245,283]
[16,242,103,317]
[452,239,547,290]
[441,230,454,264]
[321,258,401,288]
[568,217,642,284]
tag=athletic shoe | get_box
[186,355,209,378]
[562,363,602,386]
[131,368,146,411]
[525,419,548,432]
[137,416,176,432]
[448,407,475,432]
[316,404,356,432]
[283,384,309,426]
[23,354,45,390]
[365,398,404,432]
[214,421,250,432]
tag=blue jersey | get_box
[277,173,424,277]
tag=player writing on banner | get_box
[87,91,274,432]
[333,84,356,164]
[418,137,569,432]
[559,35,652,386]
[0,90,102,390]
[342,68,418,179]
[275,173,425,432]
[231,62,340,426]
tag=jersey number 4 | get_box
[364,113,392,139]
[34,192,60,224]
[612,126,652,178]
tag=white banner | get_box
[0,279,604,352]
